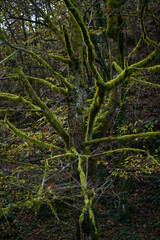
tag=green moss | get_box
[26,50,53,71]
[48,54,70,64]
[93,87,121,135]
[63,0,96,70]
[0,51,17,65]
[112,61,123,73]
[128,37,142,61]
[8,73,19,80]
[86,86,106,140]
[90,63,104,86]
[63,25,75,60]
[6,120,65,152]
[132,79,160,89]
[106,0,125,41]
[14,68,70,146]
[78,155,87,189]
[147,65,160,72]
[130,43,160,69]
[83,131,160,146]
[27,76,68,96]
[52,71,73,90]
[105,69,127,91]
[105,45,160,92]
[139,7,157,48]
[77,152,98,236]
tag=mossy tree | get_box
[0,0,160,239]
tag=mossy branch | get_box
[0,51,17,65]
[22,48,53,71]
[138,1,158,47]
[52,71,73,90]
[63,0,95,62]
[91,148,160,167]
[83,131,160,146]
[0,197,55,220]
[112,61,123,73]
[133,65,160,73]
[0,92,41,111]
[4,45,72,90]
[63,1,105,141]
[74,150,98,236]
[131,78,160,89]
[130,43,160,69]
[93,87,121,135]
[0,27,69,145]
[105,69,127,91]
[90,62,104,86]
[108,44,160,90]
[0,109,42,117]
[47,152,74,160]
[92,148,146,157]
[48,54,70,64]
[86,65,125,140]
[64,0,104,88]
[27,76,68,96]
[128,37,142,61]
[4,120,65,152]
[63,25,75,60]
[85,86,106,141]
[14,68,69,145]
[19,50,72,88]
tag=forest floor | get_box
[0,173,160,240]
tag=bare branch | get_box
[29,0,64,43]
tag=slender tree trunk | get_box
[118,177,130,220]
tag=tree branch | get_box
[106,43,160,91]
[138,0,158,47]
[29,0,64,43]
[131,78,160,89]
[3,120,66,152]
[16,47,73,90]
[63,25,75,61]
[0,27,70,146]
[127,37,142,62]
[0,92,41,111]
[14,67,69,145]
[48,54,71,64]
[27,76,68,96]
[0,51,18,65]
[6,15,48,26]
[83,131,160,146]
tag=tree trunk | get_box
[118,177,130,220]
